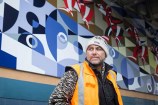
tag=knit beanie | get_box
[86,36,109,55]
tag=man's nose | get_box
[92,49,97,54]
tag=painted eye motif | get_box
[18,34,44,55]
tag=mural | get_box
[0,0,157,95]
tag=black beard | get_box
[91,63,102,68]
[85,58,104,69]
[89,61,103,70]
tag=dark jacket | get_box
[90,62,119,105]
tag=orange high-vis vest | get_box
[70,61,123,105]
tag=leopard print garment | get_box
[49,70,78,105]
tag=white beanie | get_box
[86,36,109,55]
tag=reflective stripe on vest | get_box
[108,70,116,80]
[78,63,84,105]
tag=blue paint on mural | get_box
[0,50,16,69]
[58,11,78,35]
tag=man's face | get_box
[86,44,106,65]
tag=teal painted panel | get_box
[155,101,158,105]
[0,77,55,101]
[0,77,157,105]
[0,98,48,105]
[122,96,158,105]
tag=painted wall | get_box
[0,0,158,96]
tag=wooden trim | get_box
[0,67,60,85]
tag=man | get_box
[49,36,123,105]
